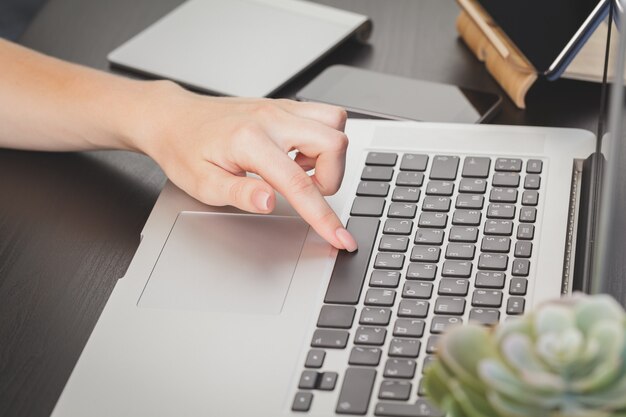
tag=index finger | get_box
[251,142,357,252]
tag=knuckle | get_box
[251,101,278,119]
[288,171,317,196]
[330,131,349,152]
[226,180,248,206]
[317,206,338,226]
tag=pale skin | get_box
[0,39,358,251]
[0,39,357,251]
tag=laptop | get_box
[107,0,372,97]
[52,7,623,417]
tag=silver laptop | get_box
[108,0,371,97]
[52,8,624,417]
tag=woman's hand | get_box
[131,82,357,252]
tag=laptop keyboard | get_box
[292,152,543,415]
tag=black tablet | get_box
[476,0,610,79]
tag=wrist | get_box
[109,78,185,155]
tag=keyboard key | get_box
[507,297,526,315]
[434,297,465,315]
[490,187,518,203]
[481,237,511,253]
[514,241,532,258]
[406,263,437,280]
[452,209,481,226]
[311,329,349,349]
[438,278,469,296]
[430,315,464,333]
[378,380,412,401]
[400,154,428,171]
[370,271,401,288]
[317,305,356,329]
[397,300,430,318]
[519,207,537,223]
[495,158,522,172]
[336,368,376,415]
[512,259,530,276]
[425,337,440,354]
[402,282,433,299]
[472,290,503,308]
[484,220,513,236]
[349,347,382,366]
[441,260,472,278]
[299,370,319,389]
[414,228,445,245]
[526,159,543,174]
[367,152,398,166]
[459,178,487,193]
[392,187,421,202]
[292,392,313,412]
[478,253,508,271]
[304,349,326,368]
[325,217,379,305]
[379,236,410,252]
[355,326,387,346]
[509,278,528,295]
[517,224,535,240]
[410,246,441,262]
[430,155,459,180]
[357,181,390,197]
[524,175,541,190]
[426,180,454,196]
[374,253,405,270]
[362,166,394,181]
[305,349,326,369]
[360,307,392,325]
[487,203,515,219]
[522,190,539,206]
[393,319,425,338]
[418,212,448,228]
[375,399,444,417]
[365,289,397,306]
[384,219,413,235]
[469,308,500,325]
[492,172,520,187]
[475,271,506,289]
[449,226,479,242]
[456,194,484,209]
[445,243,476,260]
[422,196,451,212]
[351,197,386,217]
[388,203,418,219]
[319,372,338,391]
[389,338,421,358]
[462,156,491,178]
[396,171,424,186]
[383,358,417,379]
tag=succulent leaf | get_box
[422,294,626,417]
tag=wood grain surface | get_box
[0,1,616,417]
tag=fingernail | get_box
[336,227,358,252]
[253,190,271,211]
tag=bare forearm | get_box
[0,39,154,152]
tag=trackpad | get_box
[138,212,309,314]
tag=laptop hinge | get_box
[570,153,601,293]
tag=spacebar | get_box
[325,217,380,305]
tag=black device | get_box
[296,65,502,124]
[475,0,610,79]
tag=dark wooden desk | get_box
[0,1,615,416]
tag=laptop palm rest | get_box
[137,212,309,314]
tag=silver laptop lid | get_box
[592,1,626,300]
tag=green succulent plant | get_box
[423,294,626,417]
